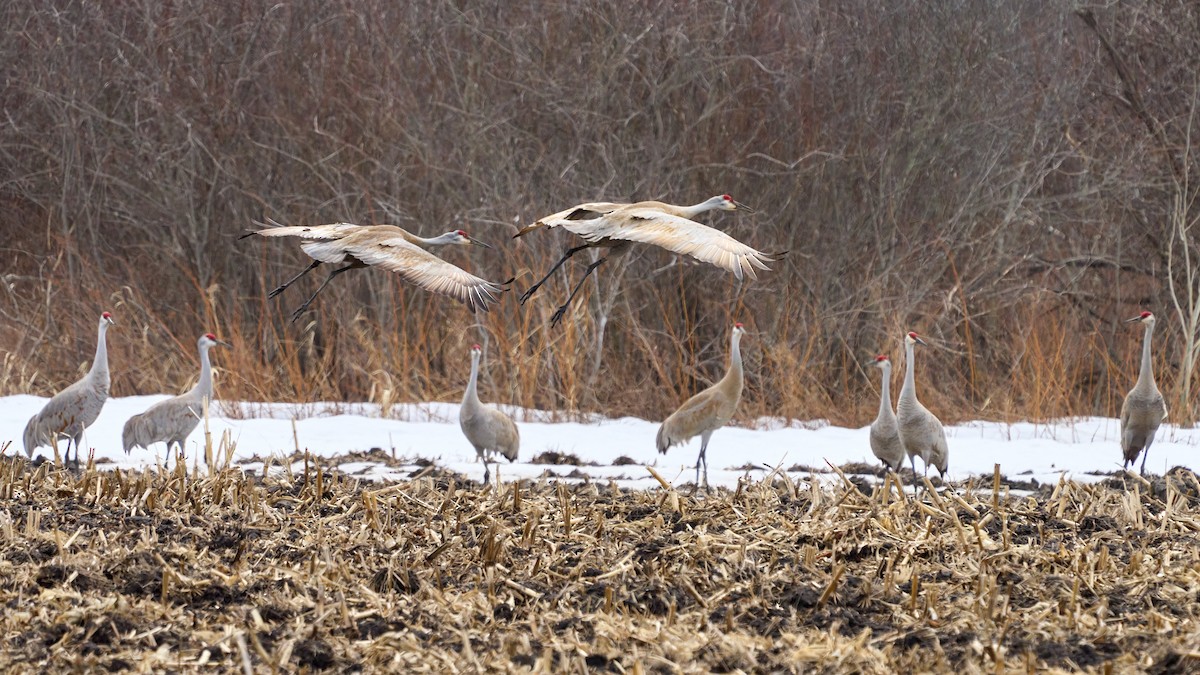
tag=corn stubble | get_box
[0,448,1198,672]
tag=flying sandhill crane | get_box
[657,322,745,488]
[896,332,948,491]
[514,195,777,326]
[123,333,230,468]
[459,344,519,485]
[242,221,503,321]
[1120,311,1168,475]
[868,354,905,475]
[24,312,116,468]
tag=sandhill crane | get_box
[242,221,503,321]
[868,354,905,475]
[122,333,230,468]
[515,195,777,326]
[656,322,745,488]
[23,312,116,468]
[896,332,948,491]
[459,344,519,485]
[1120,311,1168,475]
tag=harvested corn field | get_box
[1,455,1199,673]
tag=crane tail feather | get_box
[513,222,545,239]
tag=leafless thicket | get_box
[2,1,1199,425]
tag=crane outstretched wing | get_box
[516,202,629,238]
[345,237,503,312]
[247,222,364,241]
[581,211,775,281]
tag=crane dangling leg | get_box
[549,256,608,327]
[519,244,591,305]
[269,260,321,299]
[288,264,358,323]
[695,430,713,490]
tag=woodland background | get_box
[3,0,1200,428]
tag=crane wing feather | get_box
[250,223,364,241]
[579,211,773,280]
[344,237,503,312]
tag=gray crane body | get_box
[656,324,745,488]
[459,346,519,485]
[869,357,905,473]
[1120,313,1168,475]
[23,312,115,468]
[123,334,227,467]
[896,333,948,489]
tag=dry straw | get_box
[0,443,1198,672]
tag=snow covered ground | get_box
[1,394,1197,489]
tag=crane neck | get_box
[412,231,457,249]
[195,344,214,401]
[877,365,893,418]
[679,200,721,219]
[722,331,744,390]
[89,321,111,384]
[900,341,917,402]
[1137,321,1157,390]
[463,354,482,407]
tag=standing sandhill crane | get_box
[123,333,230,468]
[515,195,777,326]
[1120,311,1168,475]
[868,354,905,474]
[896,332,948,490]
[459,344,519,485]
[242,221,504,321]
[24,312,116,468]
[657,322,746,488]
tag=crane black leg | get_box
[520,244,591,305]
[695,432,713,490]
[289,264,357,323]
[1140,448,1149,477]
[549,256,607,327]
[269,260,321,299]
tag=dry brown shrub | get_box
[1,1,1199,426]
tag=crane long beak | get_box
[469,239,494,249]
[1124,316,1142,323]
[733,200,756,214]
[913,336,928,346]
[216,339,233,348]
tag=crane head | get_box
[100,311,116,326]
[716,194,754,214]
[470,344,482,356]
[451,230,493,249]
[905,331,927,347]
[1126,310,1154,325]
[200,333,230,348]
[874,354,891,366]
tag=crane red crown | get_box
[205,333,217,340]
[472,344,481,350]
[456,229,468,237]
[876,354,889,361]
[1141,311,1153,318]
[102,312,112,319]
[734,322,744,328]
[722,194,733,201]
[907,331,920,339]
